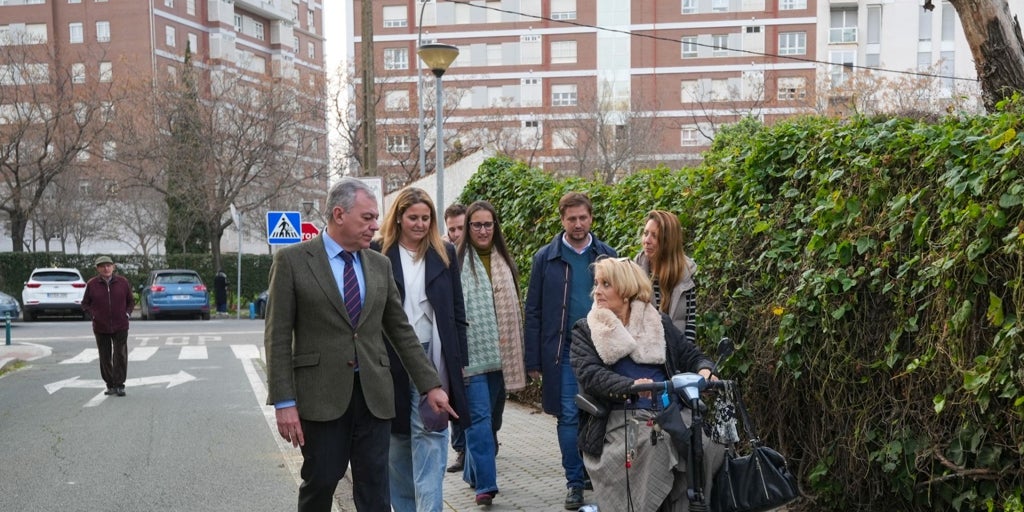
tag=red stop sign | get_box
[301,222,320,241]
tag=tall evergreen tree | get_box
[165,43,208,254]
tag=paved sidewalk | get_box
[332,399,576,511]
[0,341,50,374]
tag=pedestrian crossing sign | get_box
[266,211,302,245]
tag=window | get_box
[521,34,542,65]
[680,80,699,103]
[681,126,700,146]
[941,1,955,42]
[746,26,761,34]
[551,0,576,20]
[830,8,858,43]
[294,36,300,51]
[712,35,729,57]
[383,48,408,70]
[234,14,242,32]
[102,141,116,161]
[96,21,110,42]
[777,76,806,100]
[68,0,82,3]
[101,101,114,122]
[71,63,86,84]
[551,40,577,64]
[164,0,173,6]
[386,135,410,153]
[551,84,577,106]
[188,33,197,51]
[69,23,84,44]
[99,61,112,82]
[187,0,195,15]
[382,5,407,28]
[778,32,806,55]
[681,36,697,58]
[308,9,316,32]
[829,50,855,85]
[553,128,575,149]
[165,26,175,46]
[711,0,728,13]
[779,0,806,9]
[521,77,542,107]
[867,5,882,45]
[254,21,264,41]
[307,42,315,59]
[487,44,502,66]
[681,0,697,14]
[919,6,933,42]
[384,90,409,111]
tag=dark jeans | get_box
[297,375,391,512]
[95,330,128,388]
[450,380,504,453]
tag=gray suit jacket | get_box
[265,234,442,422]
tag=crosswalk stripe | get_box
[178,346,208,360]
[231,344,261,360]
[128,347,158,361]
[61,349,98,364]
[56,344,260,364]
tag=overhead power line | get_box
[445,0,980,83]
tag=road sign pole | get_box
[236,212,242,320]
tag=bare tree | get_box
[815,62,984,117]
[679,72,770,142]
[550,80,665,183]
[0,34,123,251]
[116,49,328,269]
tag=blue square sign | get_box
[267,211,302,245]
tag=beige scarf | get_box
[489,252,527,391]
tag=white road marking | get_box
[60,349,99,364]
[178,346,208,360]
[128,347,158,361]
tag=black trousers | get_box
[95,330,128,388]
[297,374,392,512]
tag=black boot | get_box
[446,451,465,473]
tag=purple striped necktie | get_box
[339,251,361,325]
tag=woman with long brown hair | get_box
[634,210,697,344]
[456,200,526,506]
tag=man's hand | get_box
[425,387,458,419]
[275,406,304,448]
[528,370,541,382]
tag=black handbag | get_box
[712,385,799,512]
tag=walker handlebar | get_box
[628,373,733,401]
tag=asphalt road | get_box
[0,318,302,512]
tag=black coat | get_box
[570,313,714,456]
[377,242,471,433]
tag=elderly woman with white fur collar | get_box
[570,257,725,512]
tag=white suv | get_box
[21,268,88,321]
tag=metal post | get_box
[236,212,242,320]
[416,0,429,178]
[435,73,445,219]
[5,312,11,346]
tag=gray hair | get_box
[328,178,375,212]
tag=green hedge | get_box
[0,252,272,308]
[459,99,1024,511]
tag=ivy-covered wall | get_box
[459,100,1024,511]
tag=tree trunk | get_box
[9,214,27,252]
[948,0,1024,111]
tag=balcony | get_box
[234,0,293,22]
[829,27,857,44]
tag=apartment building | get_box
[0,0,328,253]
[348,0,1023,184]
[348,0,821,182]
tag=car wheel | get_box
[201,312,210,320]
[23,311,33,322]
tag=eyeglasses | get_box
[469,221,495,232]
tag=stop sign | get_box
[301,222,320,241]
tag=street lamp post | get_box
[416,0,430,179]
[416,43,459,229]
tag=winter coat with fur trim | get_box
[570,303,714,456]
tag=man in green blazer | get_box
[265,178,456,512]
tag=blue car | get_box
[0,291,20,321]
[140,269,210,320]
